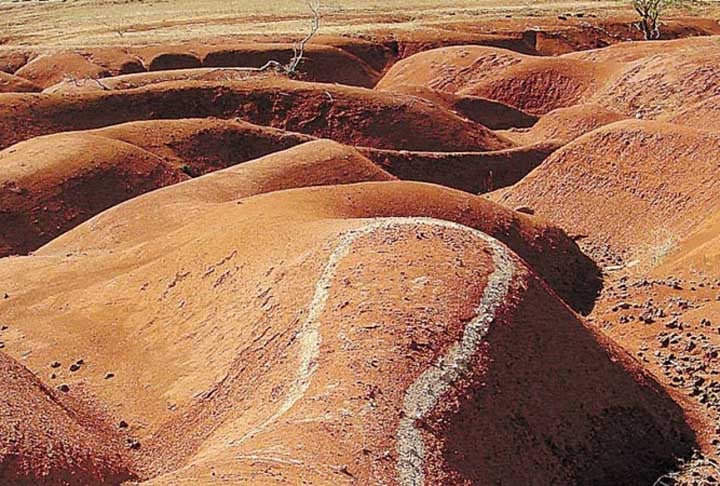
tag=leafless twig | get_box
[197,0,321,80]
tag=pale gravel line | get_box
[396,223,515,486]
[233,217,516,486]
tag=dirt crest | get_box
[0,78,513,152]
[0,352,137,485]
[0,211,696,484]
[494,120,720,268]
[378,36,720,119]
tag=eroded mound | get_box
[91,118,313,176]
[0,117,314,256]
[0,72,40,93]
[0,201,693,483]
[43,177,598,316]
[0,352,136,485]
[0,78,513,152]
[458,56,609,114]
[377,45,607,115]
[378,36,720,119]
[361,142,559,194]
[380,85,538,130]
[501,103,627,145]
[376,45,525,94]
[494,120,720,266]
[12,49,145,89]
[14,52,110,89]
[0,133,187,257]
[43,140,395,252]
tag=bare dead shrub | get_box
[632,0,682,40]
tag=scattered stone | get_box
[612,302,632,311]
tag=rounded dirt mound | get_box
[376,45,525,94]
[43,140,395,253]
[0,71,41,93]
[666,94,720,132]
[385,84,538,130]
[0,133,187,257]
[360,142,559,194]
[146,52,202,71]
[376,45,608,114]
[0,197,693,483]
[0,118,317,256]
[42,179,599,315]
[14,52,111,89]
[501,103,626,145]
[494,120,720,266]
[586,43,720,119]
[91,118,314,176]
[202,43,380,87]
[314,34,397,73]
[379,36,720,118]
[0,78,514,152]
[0,352,136,485]
[457,56,610,115]
[0,50,33,75]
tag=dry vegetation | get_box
[2,0,717,46]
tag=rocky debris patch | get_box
[654,451,720,486]
[594,274,720,454]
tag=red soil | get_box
[3,15,720,485]
[501,103,627,145]
[378,36,720,118]
[460,56,610,114]
[0,181,695,483]
[0,78,514,152]
[91,118,313,175]
[12,50,145,89]
[43,178,600,315]
[146,52,202,71]
[0,352,136,485]
[0,71,40,93]
[376,45,526,95]
[385,84,537,129]
[14,52,111,89]
[492,120,720,268]
[313,34,397,73]
[0,50,32,74]
[0,118,316,257]
[392,16,720,56]
[0,133,187,257]
[201,43,380,87]
[42,140,395,253]
[44,62,377,94]
[378,45,609,115]
[666,94,720,132]
[361,142,559,194]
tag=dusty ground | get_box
[1,1,720,485]
[1,0,719,47]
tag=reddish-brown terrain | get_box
[2,6,720,485]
